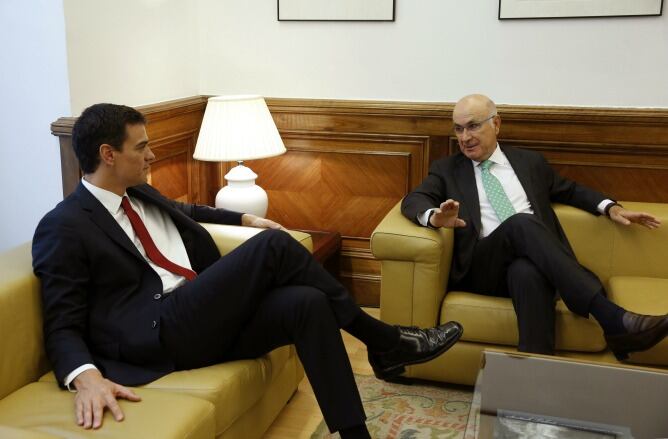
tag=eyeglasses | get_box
[453,114,497,135]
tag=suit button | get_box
[152,320,158,328]
[153,293,162,300]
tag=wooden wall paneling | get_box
[54,97,668,306]
[515,140,668,202]
[267,98,454,137]
[147,133,196,203]
[262,100,455,304]
[241,130,430,305]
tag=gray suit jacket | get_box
[401,145,607,286]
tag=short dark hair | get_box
[72,103,146,173]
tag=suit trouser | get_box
[159,229,365,432]
[459,214,603,354]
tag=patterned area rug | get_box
[311,374,474,439]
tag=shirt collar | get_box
[81,178,128,215]
[473,143,508,167]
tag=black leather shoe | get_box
[605,311,668,361]
[368,321,463,381]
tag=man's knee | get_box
[290,286,329,313]
[259,227,290,241]
[507,257,542,281]
[504,213,543,233]
[259,228,303,250]
[497,213,553,248]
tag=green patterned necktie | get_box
[480,160,516,222]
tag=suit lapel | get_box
[75,183,145,263]
[454,155,482,234]
[502,145,542,221]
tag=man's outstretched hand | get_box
[72,369,141,429]
[429,199,467,229]
[608,205,661,229]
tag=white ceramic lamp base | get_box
[215,163,268,217]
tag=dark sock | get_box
[339,423,371,439]
[344,309,400,353]
[589,293,626,335]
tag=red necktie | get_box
[121,196,197,281]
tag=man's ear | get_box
[99,144,115,166]
[493,115,501,135]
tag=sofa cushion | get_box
[0,425,61,438]
[40,345,294,437]
[143,349,291,436]
[0,382,214,439]
[441,291,606,352]
[607,276,668,366]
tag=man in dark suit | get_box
[32,103,463,438]
[402,93,668,358]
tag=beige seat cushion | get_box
[0,382,214,439]
[607,276,668,366]
[0,425,62,438]
[40,345,294,437]
[143,351,290,437]
[441,291,606,352]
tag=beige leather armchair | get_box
[0,226,311,438]
[371,201,668,385]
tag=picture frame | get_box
[499,0,663,19]
[278,0,395,22]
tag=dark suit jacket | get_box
[401,145,607,286]
[32,183,242,386]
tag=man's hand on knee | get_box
[72,369,141,429]
[242,213,286,230]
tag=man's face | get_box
[111,123,154,188]
[453,99,500,162]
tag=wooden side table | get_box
[298,230,341,273]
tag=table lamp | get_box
[193,95,286,217]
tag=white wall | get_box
[63,0,668,110]
[0,0,71,251]
[64,0,199,114]
[198,0,668,108]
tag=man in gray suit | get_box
[402,93,668,357]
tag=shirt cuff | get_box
[597,199,615,215]
[64,364,98,392]
[418,209,438,228]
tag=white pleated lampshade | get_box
[193,95,286,162]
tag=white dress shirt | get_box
[66,179,193,389]
[419,144,612,237]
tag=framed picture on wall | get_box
[278,0,395,21]
[499,0,663,19]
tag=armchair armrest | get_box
[199,224,313,257]
[370,202,454,329]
